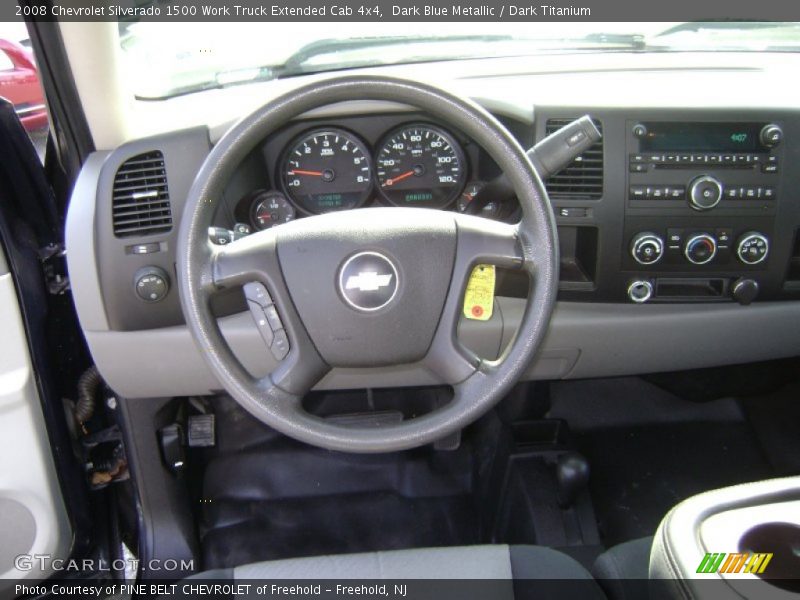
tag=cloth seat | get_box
[187,544,606,599]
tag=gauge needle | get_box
[383,170,415,187]
[289,169,323,177]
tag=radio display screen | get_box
[639,122,766,152]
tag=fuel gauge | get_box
[250,191,296,230]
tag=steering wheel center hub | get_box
[339,251,399,312]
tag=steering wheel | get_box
[177,76,558,453]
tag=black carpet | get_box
[202,492,478,569]
[196,395,480,570]
[550,377,778,546]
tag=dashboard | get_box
[64,58,800,399]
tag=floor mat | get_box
[550,377,776,546]
[202,492,479,569]
[196,395,481,570]
[575,422,773,546]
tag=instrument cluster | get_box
[230,121,511,233]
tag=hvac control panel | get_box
[623,120,785,304]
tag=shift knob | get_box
[556,452,590,508]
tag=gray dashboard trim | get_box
[83,300,800,399]
[66,151,112,332]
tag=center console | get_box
[625,120,782,304]
[537,109,800,306]
[650,476,800,599]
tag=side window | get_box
[0,17,49,163]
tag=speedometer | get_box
[280,129,373,214]
[375,124,467,209]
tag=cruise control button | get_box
[247,301,274,347]
[243,282,273,308]
[271,329,290,360]
[264,304,283,331]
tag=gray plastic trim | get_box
[65,151,112,332]
[84,299,800,399]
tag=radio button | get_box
[762,187,776,199]
[693,153,708,163]
[651,188,665,199]
[762,157,779,173]
[629,186,647,200]
[630,163,648,173]
[724,187,739,199]
[743,187,758,199]
[629,154,645,163]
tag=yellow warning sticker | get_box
[463,264,496,321]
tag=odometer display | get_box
[376,124,467,209]
[280,129,372,214]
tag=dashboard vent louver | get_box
[112,151,173,237]
[545,118,604,200]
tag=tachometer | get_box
[375,124,467,209]
[280,129,372,214]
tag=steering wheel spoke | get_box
[210,229,278,291]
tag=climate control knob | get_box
[684,233,717,265]
[688,175,723,211]
[630,232,664,265]
[737,232,769,265]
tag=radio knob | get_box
[737,232,769,265]
[688,176,723,211]
[760,124,783,148]
[630,232,664,265]
[684,234,717,265]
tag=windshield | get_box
[120,21,800,99]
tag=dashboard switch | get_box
[134,266,169,303]
[627,280,653,304]
[247,301,275,347]
[736,232,769,265]
[732,278,759,305]
[271,330,290,360]
[684,233,717,265]
[243,282,273,308]
[630,232,664,265]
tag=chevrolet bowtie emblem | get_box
[345,271,393,292]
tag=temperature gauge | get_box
[250,191,296,230]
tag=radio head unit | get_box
[635,122,777,153]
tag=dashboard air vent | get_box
[545,118,604,200]
[112,151,173,237]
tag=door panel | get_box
[0,248,71,585]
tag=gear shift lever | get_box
[556,452,590,508]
